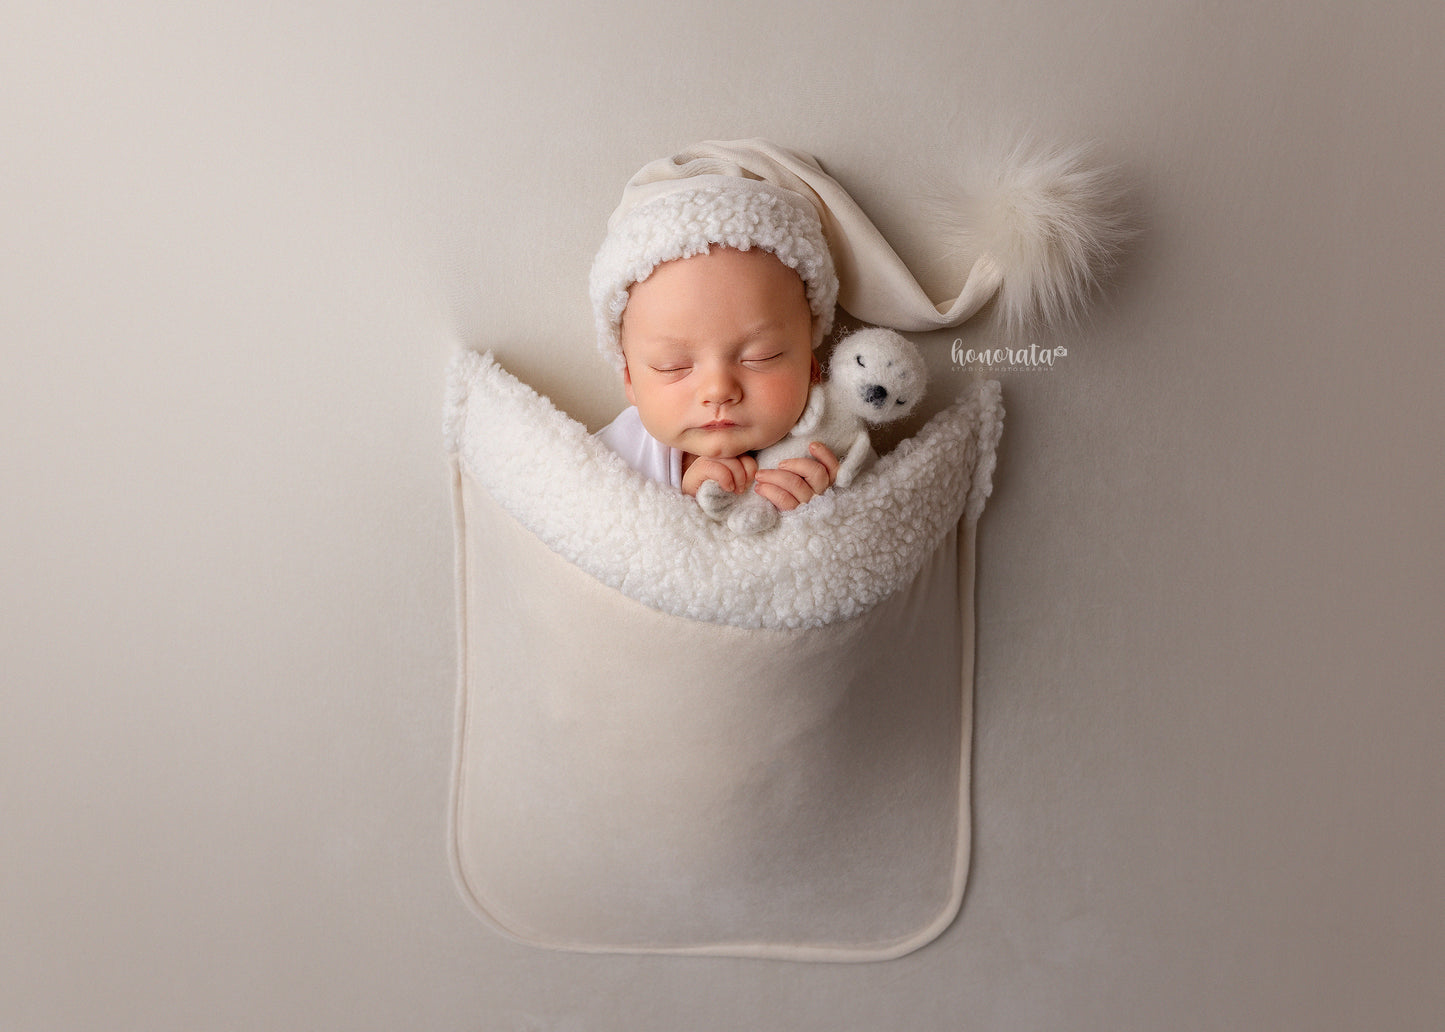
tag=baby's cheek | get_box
[779,375,813,423]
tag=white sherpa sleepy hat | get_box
[590,137,1126,370]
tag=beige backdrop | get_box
[4,1,1441,1030]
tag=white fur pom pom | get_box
[932,137,1132,334]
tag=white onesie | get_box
[595,406,683,489]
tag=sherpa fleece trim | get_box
[588,179,837,370]
[444,350,1002,631]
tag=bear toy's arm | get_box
[834,428,874,489]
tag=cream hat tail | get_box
[930,136,1134,334]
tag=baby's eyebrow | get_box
[640,337,698,356]
[632,321,792,359]
[734,322,787,346]
[645,324,783,349]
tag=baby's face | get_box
[620,246,815,460]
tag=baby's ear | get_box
[621,362,637,406]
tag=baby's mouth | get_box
[700,420,738,430]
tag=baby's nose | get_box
[701,366,741,402]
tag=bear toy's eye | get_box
[855,354,865,367]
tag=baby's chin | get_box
[680,429,782,460]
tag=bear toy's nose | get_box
[863,384,889,408]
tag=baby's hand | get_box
[682,454,758,497]
[753,442,839,512]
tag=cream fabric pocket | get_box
[446,353,1001,960]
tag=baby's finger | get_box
[721,456,756,492]
[754,468,809,511]
[753,480,801,511]
[774,457,831,495]
[695,463,737,494]
[692,462,726,493]
[715,470,744,493]
[808,442,840,480]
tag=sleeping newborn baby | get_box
[597,243,841,514]
[587,143,858,515]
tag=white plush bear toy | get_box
[698,328,927,534]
